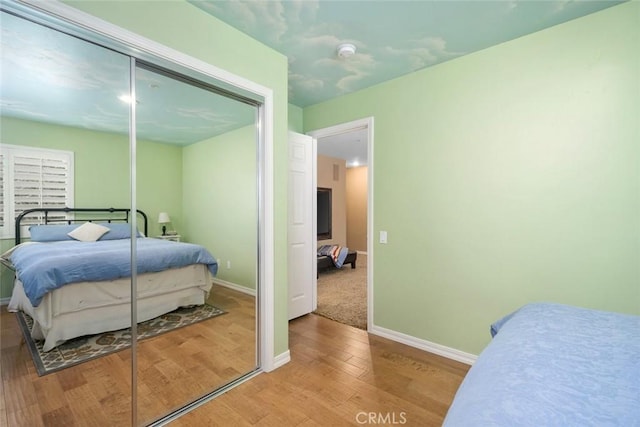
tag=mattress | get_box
[8,264,212,351]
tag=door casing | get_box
[307,117,374,330]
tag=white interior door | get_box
[288,131,316,320]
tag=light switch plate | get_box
[380,230,387,244]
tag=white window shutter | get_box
[13,155,71,224]
[0,145,74,238]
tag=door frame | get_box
[307,117,374,330]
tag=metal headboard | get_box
[15,207,148,245]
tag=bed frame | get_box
[15,207,148,245]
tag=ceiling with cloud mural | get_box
[192,0,625,107]
[0,11,255,145]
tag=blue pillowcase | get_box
[29,222,141,242]
[96,223,141,240]
[28,224,77,242]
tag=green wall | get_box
[304,2,640,355]
[183,125,258,290]
[1,117,129,208]
[288,103,304,133]
[137,142,184,237]
[62,0,289,356]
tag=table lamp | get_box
[158,212,171,236]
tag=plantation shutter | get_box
[13,155,71,225]
[0,145,74,238]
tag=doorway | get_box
[308,117,374,331]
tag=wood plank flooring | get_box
[171,314,470,426]
[1,291,470,426]
[0,284,256,426]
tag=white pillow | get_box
[67,222,110,242]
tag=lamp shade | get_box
[158,212,171,224]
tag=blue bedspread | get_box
[9,238,218,307]
[444,303,640,426]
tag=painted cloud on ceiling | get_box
[192,0,624,107]
[0,11,256,145]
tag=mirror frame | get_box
[2,0,276,422]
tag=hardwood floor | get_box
[172,314,470,427]
[1,292,470,426]
[0,284,256,426]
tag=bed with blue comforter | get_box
[4,218,219,351]
[443,303,640,426]
[10,238,218,308]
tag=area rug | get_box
[16,304,225,376]
[314,254,367,330]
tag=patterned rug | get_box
[16,304,226,376]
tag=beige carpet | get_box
[314,254,367,329]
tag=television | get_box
[317,187,332,240]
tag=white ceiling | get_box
[316,128,368,168]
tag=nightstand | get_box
[155,234,181,242]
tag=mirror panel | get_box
[1,6,263,426]
[0,10,133,426]
[134,63,259,424]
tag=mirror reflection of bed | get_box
[0,9,259,426]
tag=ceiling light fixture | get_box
[118,94,140,105]
[337,43,356,59]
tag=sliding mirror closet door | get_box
[133,63,259,425]
[0,10,134,425]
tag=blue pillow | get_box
[29,222,141,242]
[97,223,142,240]
[28,224,77,242]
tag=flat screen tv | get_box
[317,187,332,240]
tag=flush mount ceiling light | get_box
[337,43,356,59]
[118,94,138,104]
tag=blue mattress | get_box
[444,303,640,426]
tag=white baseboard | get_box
[212,278,256,297]
[369,325,477,366]
[0,297,10,306]
[356,250,368,256]
[271,350,291,371]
